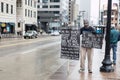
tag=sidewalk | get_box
[48,42,120,80]
[0,33,48,42]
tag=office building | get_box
[37,0,69,32]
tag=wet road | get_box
[0,36,67,80]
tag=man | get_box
[79,20,96,73]
[110,24,120,65]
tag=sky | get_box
[91,0,119,25]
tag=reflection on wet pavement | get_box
[0,40,66,80]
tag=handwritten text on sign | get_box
[61,29,80,60]
[82,32,104,49]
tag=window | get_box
[50,5,60,8]
[50,0,60,2]
[111,11,114,15]
[17,0,22,7]
[104,11,107,15]
[34,11,36,18]
[42,0,48,3]
[31,0,32,6]
[42,5,48,8]
[28,10,30,17]
[25,9,27,16]
[38,16,40,19]
[11,5,13,14]
[53,11,60,14]
[34,1,36,8]
[111,18,113,21]
[18,23,20,28]
[38,0,40,3]
[1,2,4,12]
[31,10,32,17]
[6,4,9,13]
[25,0,27,5]
[28,0,30,6]
[37,5,40,8]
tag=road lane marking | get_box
[0,37,60,48]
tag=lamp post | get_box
[100,0,114,72]
[79,11,85,28]
[99,0,101,26]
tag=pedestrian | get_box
[79,19,96,73]
[40,29,43,35]
[110,24,120,65]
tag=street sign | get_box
[61,28,80,60]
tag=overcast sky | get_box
[91,0,119,24]
[76,0,119,25]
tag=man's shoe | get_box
[78,69,84,73]
[113,61,116,65]
[113,63,116,65]
[88,70,92,73]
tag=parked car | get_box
[24,30,38,39]
[51,31,60,36]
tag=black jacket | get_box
[80,26,96,35]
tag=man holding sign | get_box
[79,20,96,73]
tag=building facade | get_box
[16,0,37,35]
[0,0,16,34]
[68,0,79,26]
[0,0,37,35]
[37,0,69,32]
[118,0,120,29]
[103,3,118,27]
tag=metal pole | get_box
[99,0,101,26]
[100,0,114,72]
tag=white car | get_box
[24,30,38,39]
[51,31,60,36]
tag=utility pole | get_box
[99,0,101,26]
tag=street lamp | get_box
[79,11,86,27]
[100,0,114,72]
[99,0,101,26]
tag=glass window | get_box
[42,0,48,3]
[42,5,48,8]
[53,11,60,14]
[31,0,32,6]
[50,5,60,8]
[37,5,40,8]
[17,0,22,7]
[25,0,27,5]
[50,0,60,2]
[34,11,36,18]
[38,0,40,3]
[25,9,27,16]
[28,10,30,17]
[6,4,9,13]
[11,5,13,14]
[1,2,4,12]
[31,10,32,17]
[18,23,20,28]
[28,0,30,6]
[34,1,36,8]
